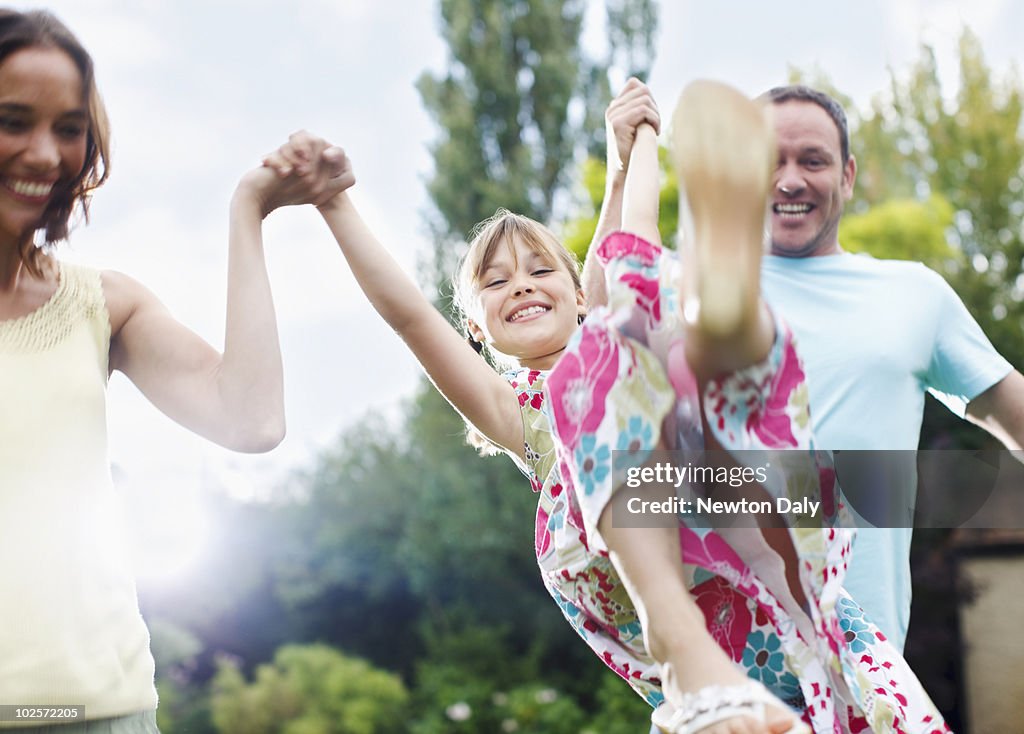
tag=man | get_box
[595,80,1024,650]
[759,84,1023,648]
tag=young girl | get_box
[270,81,950,733]
[0,10,349,732]
[543,84,952,734]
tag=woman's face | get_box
[0,45,88,249]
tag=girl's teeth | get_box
[511,306,547,321]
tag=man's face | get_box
[769,100,856,258]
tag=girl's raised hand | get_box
[606,77,660,173]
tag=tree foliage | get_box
[210,645,409,734]
[274,388,556,659]
[839,29,1024,366]
[838,195,955,268]
[417,0,658,305]
[562,145,678,258]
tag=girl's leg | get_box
[671,81,809,613]
[599,449,732,688]
[599,82,808,733]
[599,481,801,734]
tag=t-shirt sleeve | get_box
[925,268,1013,417]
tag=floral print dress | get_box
[505,232,951,733]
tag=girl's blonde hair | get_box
[451,209,583,455]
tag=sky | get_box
[29,0,1023,585]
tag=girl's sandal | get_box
[670,79,774,338]
[650,681,811,734]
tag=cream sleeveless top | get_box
[0,262,157,722]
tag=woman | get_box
[0,9,347,732]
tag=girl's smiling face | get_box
[468,235,585,370]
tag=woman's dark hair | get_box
[0,9,111,274]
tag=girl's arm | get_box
[315,188,526,459]
[104,161,348,452]
[265,135,525,458]
[582,79,661,305]
[621,122,661,247]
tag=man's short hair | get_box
[763,85,850,163]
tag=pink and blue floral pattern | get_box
[505,232,950,732]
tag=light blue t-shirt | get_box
[762,252,1012,649]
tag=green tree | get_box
[416,0,658,304]
[579,0,660,158]
[210,644,408,734]
[851,28,1024,367]
[838,194,955,268]
[411,626,589,734]
[148,618,212,733]
[562,145,678,259]
[580,673,654,734]
[417,0,583,239]
[273,399,555,669]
